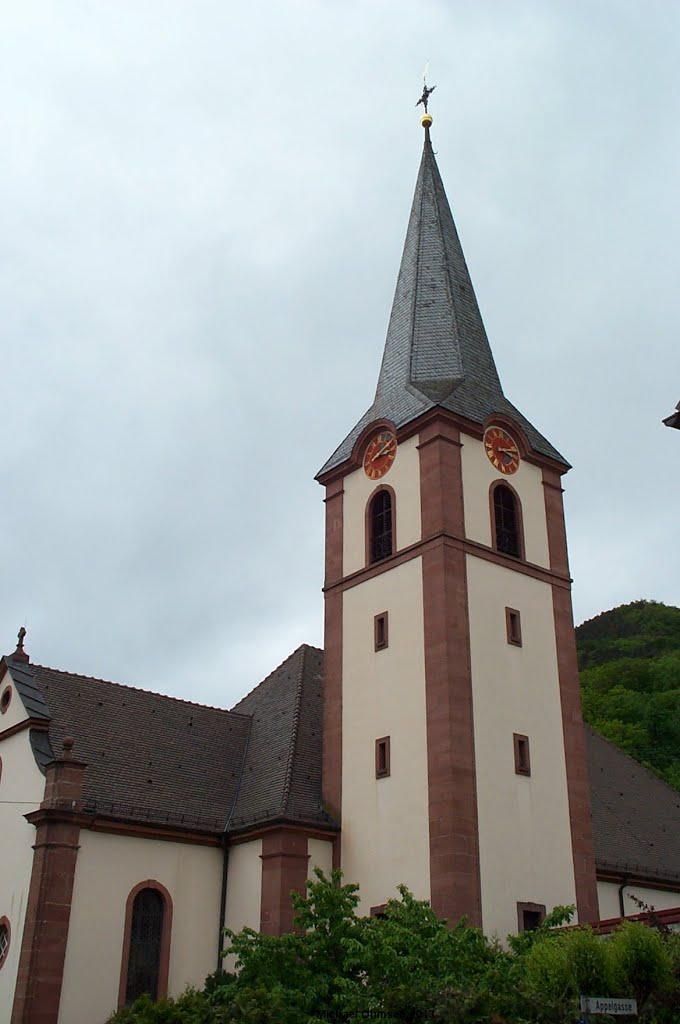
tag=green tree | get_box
[108,874,680,1024]
[577,601,680,792]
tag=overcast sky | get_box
[1,1,678,708]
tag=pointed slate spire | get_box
[376,123,501,406]
[317,118,566,477]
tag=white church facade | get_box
[2,116,680,1024]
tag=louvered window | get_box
[493,485,521,558]
[370,490,393,563]
[0,921,9,967]
[125,888,164,1004]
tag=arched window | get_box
[492,484,522,559]
[119,881,172,1009]
[369,489,393,563]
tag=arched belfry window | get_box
[368,489,394,564]
[119,881,172,1009]
[492,484,523,559]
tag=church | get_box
[2,111,680,1024]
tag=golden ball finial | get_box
[420,112,433,129]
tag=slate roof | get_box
[3,645,335,837]
[586,725,680,885]
[318,127,566,477]
[5,657,254,832]
[229,644,334,832]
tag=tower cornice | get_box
[316,406,570,488]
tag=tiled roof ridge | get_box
[30,662,249,719]
[230,643,319,710]
[586,724,680,801]
[280,646,307,814]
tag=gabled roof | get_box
[318,126,566,478]
[586,725,680,885]
[229,644,335,832]
[3,645,336,837]
[5,657,252,833]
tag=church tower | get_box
[316,112,598,937]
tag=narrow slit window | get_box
[374,612,389,651]
[514,733,531,776]
[369,490,393,563]
[375,736,391,779]
[506,608,522,646]
[493,485,521,558]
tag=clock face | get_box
[363,430,397,480]
[484,426,520,475]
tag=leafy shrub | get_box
[107,874,680,1024]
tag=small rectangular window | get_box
[370,904,387,918]
[517,902,546,932]
[506,607,522,646]
[514,733,531,776]
[374,612,389,651]
[375,736,391,779]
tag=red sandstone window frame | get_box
[489,480,525,560]
[0,686,11,714]
[506,607,522,646]
[365,485,396,566]
[0,916,10,970]
[517,902,546,932]
[374,612,389,651]
[514,734,531,776]
[117,879,173,1010]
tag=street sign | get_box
[580,995,638,1016]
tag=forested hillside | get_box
[576,600,680,792]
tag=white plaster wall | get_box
[307,838,334,882]
[0,674,30,731]
[467,556,576,938]
[221,838,262,972]
[0,731,45,1016]
[58,830,223,1024]
[342,557,431,914]
[461,433,550,568]
[343,434,421,577]
[303,839,334,941]
[224,839,262,933]
[597,881,680,920]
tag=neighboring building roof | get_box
[586,725,680,885]
[663,399,680,429]
[318,127,567,477]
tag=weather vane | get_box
[416,63,436,114]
